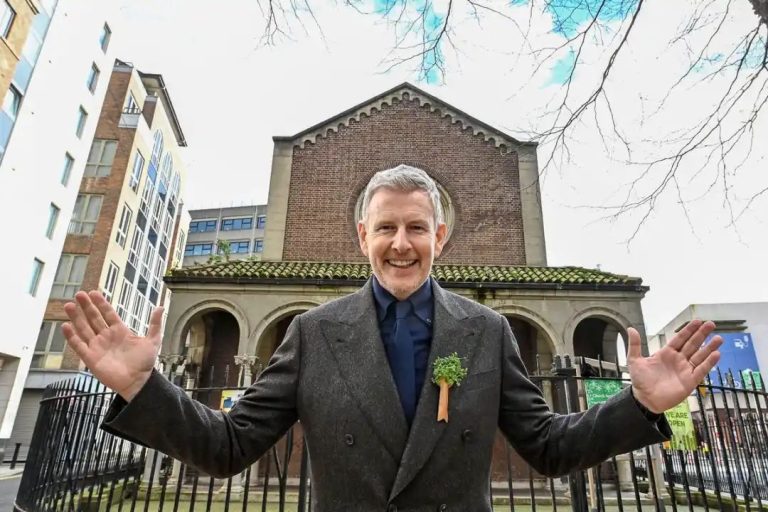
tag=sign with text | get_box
[706,332,760,389]
[584,379,623,408]
[664,401,697,451]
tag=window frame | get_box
[32,320,67,369]
[189,219,217,233]
[254,239,264,253]
[99,23,111,52]
[69,194,103,235]
[51,254,88,299]
[86,63,100,93]
[116,204,132,248]
[29,258,44,296]
[75,106,88,138]
[103,261,119,303]
[46,203,60,239]
[61,153,74,186]
[0,0,16,39]
[84,139,117,178]
[221,217,253,231]
[129,150,144,192]
[256,215,266,229]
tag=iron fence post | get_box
[553,355,590,512]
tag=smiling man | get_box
[63,164,722,512]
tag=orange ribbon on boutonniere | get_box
[432,353,468,422]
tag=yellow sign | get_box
[663,400,697,451]
[220,389,245,412]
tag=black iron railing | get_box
[14,359,768,512]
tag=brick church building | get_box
[160,83,650,480]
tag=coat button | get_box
[438,504,447,511]
[462,429,473,442]
[344,433,354,446]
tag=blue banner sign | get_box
[706,332,760,389]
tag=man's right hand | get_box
[62,290,163,402]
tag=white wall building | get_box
[649,302,768,385]
[0,0,118,456]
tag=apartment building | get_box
[183,205,267,266]
[0,0,117,458]
[0,0,40,123]
[4,59,189,456]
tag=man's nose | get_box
[391,227,412,252]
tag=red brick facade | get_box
[282,94,527,265]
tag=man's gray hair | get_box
[360,165,444,226]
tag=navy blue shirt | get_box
[372,276,434,425]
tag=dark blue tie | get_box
[392,300,416,424]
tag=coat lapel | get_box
[389,283,486,501]
[320,280,409,463]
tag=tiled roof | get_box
[166,261,644,290]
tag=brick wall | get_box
[282,95,526,265]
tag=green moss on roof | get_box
[166,261,642,288]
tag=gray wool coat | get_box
[103,279,670,512]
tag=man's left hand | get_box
[629,320,722,414]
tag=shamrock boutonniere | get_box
[432,353,468,422]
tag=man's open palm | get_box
[62,290,163,401]
[628,319,722,414]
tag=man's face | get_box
[357,188,447,300]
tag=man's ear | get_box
[357,220,369,257]
[433,223,447,258]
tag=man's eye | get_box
[377,225,394,231]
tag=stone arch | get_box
[492,304,563,355]
[565,307,633,373]
[168,298,249,355]
[248,301,320,359]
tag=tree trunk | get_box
[748,0,768,25]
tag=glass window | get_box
[75,106,87,138]
[254,239,264,253]
[61,153,74,186]
[99,23,111,52]
[46,203,59,239]
[32,320,67,369]
[69,194,102,235]
[84,139,117,177]
[2,85,21,119]
[189,219,217,233]
[256,215,266,229]
[116,279,132,322]
[29,258,44,296]
[0,1,15,39]
[51,254,88,299]
[103,262,119,302]
[184,243,213,256]
[128,227,143,267]
[86,63,100,92]
[221,217,253,231]
[174,230,186,264]
[229,241,250,254]
[129,150,144,192]
[116,204,132,248]
[124,93,139,114]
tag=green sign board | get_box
[584,379,624,408]
[664,401,697,451]
[741,370,764,391]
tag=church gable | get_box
[279,85,532,266]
